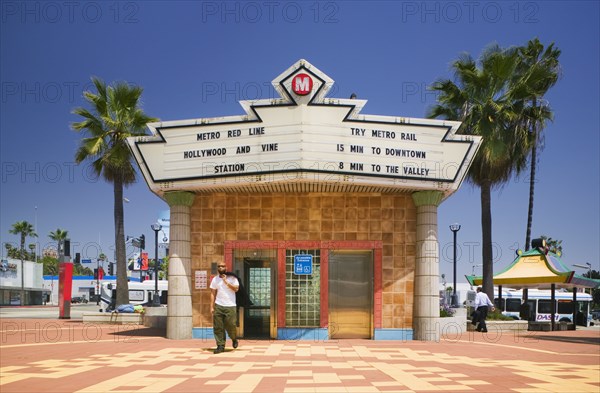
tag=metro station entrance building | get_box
[129,60,481,341]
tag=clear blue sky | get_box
[1,1,598,281]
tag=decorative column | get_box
[412,191,443,341]
[164,191,195,339]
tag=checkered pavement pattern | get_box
[2,342,599,392]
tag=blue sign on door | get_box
[293,254,313,275]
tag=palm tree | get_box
[49,228,69,257]
[428,44,527,299]
[512,39,561,251]
[72,77,157,306]
[28,244,36,260]
[41,255,59,275]
[4,243,14,258]
[9,221,38,305]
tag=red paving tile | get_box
[1,318,599,392]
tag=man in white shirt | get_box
[474,287,495,333]
[210,263,239,354]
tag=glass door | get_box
[244,259,272,338]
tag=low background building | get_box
[0,258,48,305]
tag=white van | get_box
[100,280,168,311]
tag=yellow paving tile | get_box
[459,380,490,386]
[421,377,452,382]
[309,346,327,355]
[310,360,331,367]
[214,361,256,372]
[193,366,232,378]
[346,386,380,392]
[264,344,285,356]
[440,373,468,378]
[390,363,419,370]
[436,384,475,391]
[313,373,342,384]
[204,380,234,385]
[294,348,313,357]
[289,370,313,377]
[371,362,439,390]
[348,360,371,367]
[0,366,27,372]
[221,374,264,393]
[398,348,425,360]
[287,379,316,384]
[0,373,31,385]
[75,371,186,393]
[352,346,374,357]
[371,381,405,386]
[527,382,599,392]
[329,362,354,369]
[423,367,448,372]
[284,388,317,393]
[339,375,365,380]
[158,365,210,375]
[1,365,100,385]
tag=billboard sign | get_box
[129,59,481,198]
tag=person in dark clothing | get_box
[474,287,495,332]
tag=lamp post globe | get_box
[449,224,461,308]
[150,223,162,307]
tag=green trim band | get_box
[412,191,443,207]
[164,191,195,207]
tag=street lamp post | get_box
[573,263,593,293]
[150,223,162,307]
[572,262,592,276]
[449,223,461,308]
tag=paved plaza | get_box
[0,312,599,393]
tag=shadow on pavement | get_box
[60,319,167,338]
[108,326,166,337]
[532,334,600,346]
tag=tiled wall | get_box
[190,192,417,330]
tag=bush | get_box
[440,303,455,317]
[486,309,515,321]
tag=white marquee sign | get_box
[129,59,481,196]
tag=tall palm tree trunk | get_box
[481,181,494,300]
[20,233,25,305]
[524,133,537,251]
[114,176,129,306]
[525,99,539,252]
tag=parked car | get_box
[592,309,600,320]
[71,296,88,304]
